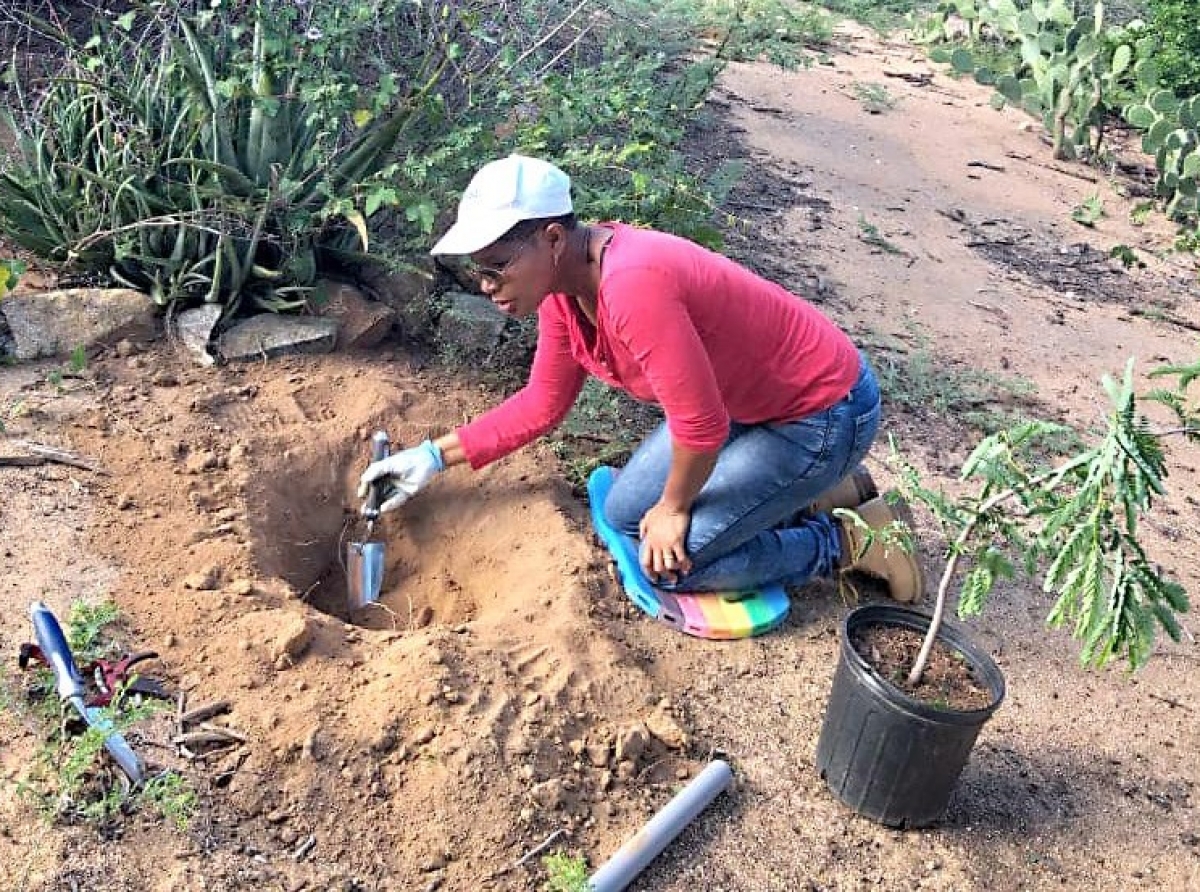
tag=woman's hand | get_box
[639,502,693,584]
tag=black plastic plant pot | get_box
[816,603,1006,828]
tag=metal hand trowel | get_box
[347,430,390,609]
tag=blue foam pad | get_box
[587,466,790,639]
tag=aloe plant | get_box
[895,356,1196,685]
[0,2,431,313]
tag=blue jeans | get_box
[603,355,882,591]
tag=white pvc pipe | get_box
[589,759,734,892]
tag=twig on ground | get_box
[173,730,242,748]
[0,455,46,467]
[198,721,247,743]
[293,834,317,861]
[5,441,108,474]
[490,828,570,878]
[1004,151,1098,183]
[883,70,934,86]
[1129,307,1200,333]
[180,700,232,727]
[514,828,569,869]
[1148,693,1192,711]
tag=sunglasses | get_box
[465,235,533,287]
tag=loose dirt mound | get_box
[1,347,706,891]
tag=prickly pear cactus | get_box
[932,0,1145,160]
[1123,92,1200,217]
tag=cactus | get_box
[934,1,1139,160]
[926,0,1199,219]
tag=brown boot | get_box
[809,465,878,515]
[837,491,924,603]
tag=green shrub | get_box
[1147,0,1200,97]
[0,1,757,314]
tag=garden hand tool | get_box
[19,645,170,708]
[28,601,145,785]
[347,430,391,608]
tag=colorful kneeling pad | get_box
[587,466,790,640]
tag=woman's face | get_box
[469,225,559,317]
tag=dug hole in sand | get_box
[13,347,694,889]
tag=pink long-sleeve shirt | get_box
[456,223,861,469]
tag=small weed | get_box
[0,397,27,434]
[1130,201,1155,226]
[1109,244,1145,269]
[543,850,589,892]
[1174,228,1200,254]
[0,258,24,295]
[857,216,905,255]
[1132,306,1170,323]
[851,81,896,113]
[1071,193,1105,227]
[141,771,198,830]
[67,600,122,657]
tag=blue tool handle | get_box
[30,601,85,702]
[364,430,391,516]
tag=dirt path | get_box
[2,24,1200,892]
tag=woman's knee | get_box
[603,478,645,536]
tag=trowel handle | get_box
[364,431,391,515]
[30,601,86,702]
[369,430,390,462]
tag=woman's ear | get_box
[543,222,568,266]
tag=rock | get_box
[436,291,508,357]
[615,723,649,764]
[645,707,688,750]
[184,450,218,474]
[183,565,221,590]
[218,314,339,362]
[271,612,314,666]
[2,287,157,360]
[316,281,397,349]
[228,578,255,596]
[586,742,611,767]
[529,778,567,810]
[173,304,222,366]
[356,264,436,339]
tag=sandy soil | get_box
[3,24,1200,892]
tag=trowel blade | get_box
[346,540,386,608]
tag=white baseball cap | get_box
[430,154,573,256]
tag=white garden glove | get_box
[357,439,445,514]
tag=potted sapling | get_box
[816,356,1197,828]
